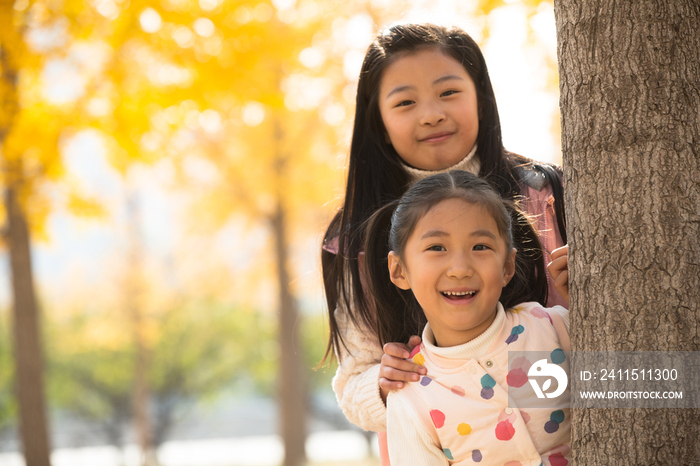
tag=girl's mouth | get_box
[421,132,453,143]
[441,290,476,301]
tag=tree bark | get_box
[272,118,307,466]
[554,0,700,463]
[5,186,52,466]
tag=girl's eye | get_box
[427,245,446,252]
[473,244,490,251]
[441,90,458,97]
[395,100,414,108]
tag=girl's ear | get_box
[502,247,517,287]
[388,251,410,290]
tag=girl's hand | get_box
[379,335,426,403]
[547,245,569,305]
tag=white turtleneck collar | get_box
[421,302,505,361]
[403,144,480,184]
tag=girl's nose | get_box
[447,255,473,279]
[420,102,445,126]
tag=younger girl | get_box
[364,170,570,465]
[321,22,567,446]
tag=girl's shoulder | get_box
[516,164,548,191]
[508,301,570,349]
[506,152,563,192]
[514,161,563,192]
[508,301,568,320]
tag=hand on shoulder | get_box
[379,335,427,403]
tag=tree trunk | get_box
[126,192,157,466]
[554,0,700,463]
[5,186,52,466]
[1,6,52,463]
[272,119,307,466]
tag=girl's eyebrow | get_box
[385,85,413,99]
[433,75,465,85]
[420,229,496,240]
[385,75,465,99]
[470,230,498,240]
[420,229,449,240]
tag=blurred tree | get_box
[48,287,275,450]
[0,1,55,464]
[50,344,134,454]
[82,2,354,464]
[0,311,17,439]
[149,298,276,444]
[124,192,157,465]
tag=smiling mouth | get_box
[421,132,453,142]
[441,291,476,300]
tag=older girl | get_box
[321,23,567,445]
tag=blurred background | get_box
[0,0,561,465]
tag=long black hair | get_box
[322,23,565,362]
[364,170,547,346]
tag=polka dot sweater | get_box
[387,302,570,465]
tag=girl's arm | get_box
[386,391,449,465]
[331,301,389,432]
[333,303,426,430]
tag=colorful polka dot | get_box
[549,453,568,466]
[420,376,432,386]
[545,410,565,433]
[480,374,496,399]
[496,419,515,440]
[498,408,517,424]
[451,385,465,396]
[550,410,565,423]
[544,420,560,433]
[481,374,496,388]
[511,356,531,370]
[409,345,422,359]
[443,448,453,460]
[457,423,471,435]
[510,306,524,313]
[413,353,425,365]
[507,367,528,388]
[508,356,531,388]
[551,348,566,364]
[430,409,445,429]
[531,307,553,325]
[521,410,531,424]
[505,325,524,344]
[472,450,482,462]
[550,444,571,458]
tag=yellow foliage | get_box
[65,190,107,219]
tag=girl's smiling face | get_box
[378,48,480,171]
[388,198,515,347]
